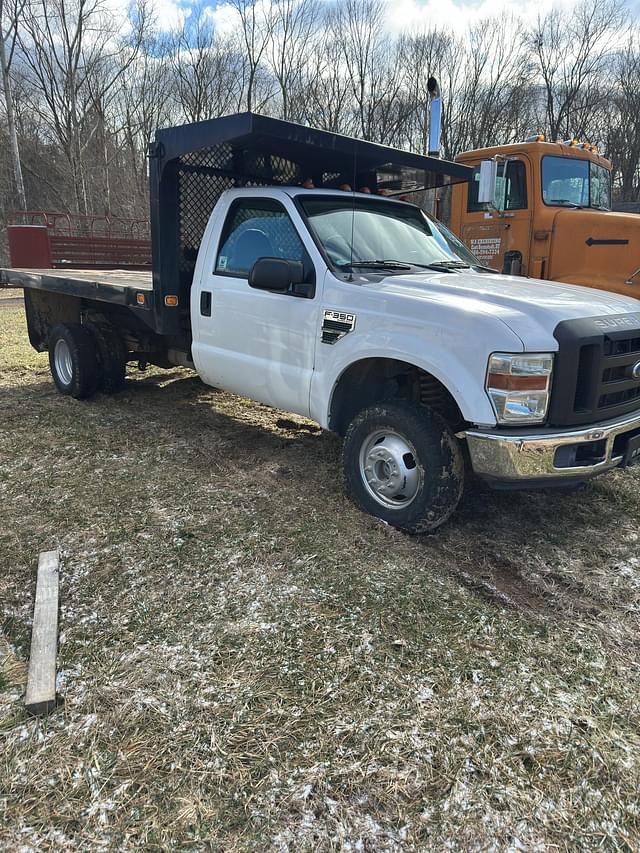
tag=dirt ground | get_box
[2,302,640,851]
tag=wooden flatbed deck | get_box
[0,268,153,307]
[0,268,153,290]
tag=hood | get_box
[548,209,640,295]
[369,268,640,350]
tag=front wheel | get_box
[342,401,464,533]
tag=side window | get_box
[467,160,528,212]
[467,167,485,212]
[215,199,306,276]
[503,160,528,210]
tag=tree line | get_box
[0,0,639,232]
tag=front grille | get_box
[550,314,640,427]
[598,334,640,409]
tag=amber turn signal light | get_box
[487,373,549,391]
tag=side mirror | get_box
[478,159,498,205]
[248,257,306,294]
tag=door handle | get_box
[200,291,212,316]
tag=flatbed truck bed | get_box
[0,267,160,361]
[0,268,153,307]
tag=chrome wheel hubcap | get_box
[359,429,422,509]
[54,339,73,385]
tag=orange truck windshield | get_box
[541,156,611,210]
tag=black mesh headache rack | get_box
[148,112,472,340]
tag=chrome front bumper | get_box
[464,409,640,484]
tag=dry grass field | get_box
[2,299,640,851]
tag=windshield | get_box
[298,196,467,271]
[541,155,611,210]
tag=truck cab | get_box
[450,141,640,295]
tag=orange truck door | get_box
[458,157,533,275]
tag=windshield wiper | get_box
[472,264,499,273]
[340,258,472,273]
[341,259,412,271]
[550,200,582,208]
[424,260,471,272]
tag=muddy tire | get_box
[86,322,127,393]
[342,401,464,533]
[48,323,99,399]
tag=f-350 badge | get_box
[321,310,356,345]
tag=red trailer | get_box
[7,210,151,271]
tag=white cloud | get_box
[153,0,192,30]
[205,1,238,36]
[110,0,639,38]
[381,0,578,37]
[205,0,276,37]
[104,0,191,32]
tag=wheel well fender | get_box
[24,290,81,352]
[328,357,466,436]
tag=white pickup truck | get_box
[4,113,640,532]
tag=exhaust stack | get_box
[427,77,441,158]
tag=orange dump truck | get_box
[449,140,640,296]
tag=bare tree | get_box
[329,0,409,143]
[169,8,243,123]
[298,23,353,132]
[0,0,27,209]
[84,3,149,215]
[17,0,145,213]
[225,0,277,113]
[266,0,319,120]
[607,34,640,200]
[117,34,173,210]
[531,0,627,141]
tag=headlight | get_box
[486,353,554,424]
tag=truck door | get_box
[460,157,532,275]
[193,196,319,418]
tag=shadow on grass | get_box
[5,369,615,538]
[5,369,637,622]
[1,370,340,480]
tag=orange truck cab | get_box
[450,140,640,296]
